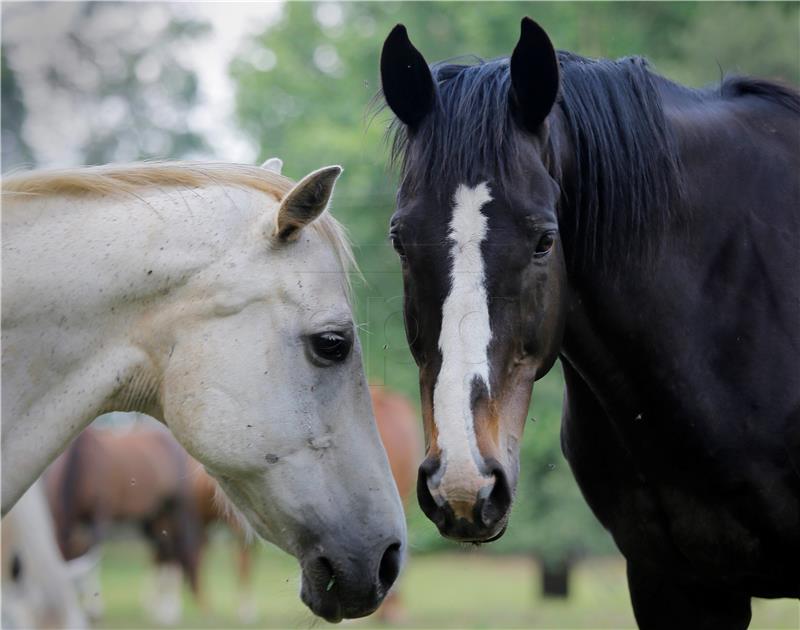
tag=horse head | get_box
[380,19,567,542]
[155,163,406,620]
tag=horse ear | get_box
[509,17,560,133]
[273,166,342,242]
[261,157,283,174]
[381,24,435,128]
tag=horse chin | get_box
[299,575,345,623]
[483,524,509,543]
[300,567,382,623]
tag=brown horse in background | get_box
[370,384,421,504]
[44,424,201,622]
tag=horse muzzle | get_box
[416,456,513,543]
[299,536,403,622]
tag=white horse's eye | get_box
[308,332,352,365]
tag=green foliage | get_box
[1,45,34,167]
[670,2,800,86]
[1,3,210,168]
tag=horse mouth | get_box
[302,587,344,623]
[300,571,381,623]
[442,523,508,545]
[299,552,388,622]
[482,525,508,543]
[300,562,343,623]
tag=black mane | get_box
[555,53,687,271]
[387,52,687,272]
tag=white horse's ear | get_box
[261,157,283,174]
[273,165,342,242]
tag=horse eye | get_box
[389,232,406,259]
[534,232,556,257]
[309,332,351,365]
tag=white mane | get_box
[2,161,357,278]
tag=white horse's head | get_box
[2,161,406,622]
[157,165,405,621]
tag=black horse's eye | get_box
[309,332,352,365]
[534,232,556,257]
[389,232,406,259]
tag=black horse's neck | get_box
[555,65,800,418]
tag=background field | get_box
[99,535,798,629]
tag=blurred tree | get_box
[673,2,800,85]
[1,45,34,168]
[1,2,210,169]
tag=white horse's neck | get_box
[2,184,273,512]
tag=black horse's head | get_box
[381,19,566,542]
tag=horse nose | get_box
[378,541,402,591]
[416,456,447,529]
[478,463,512,530]
[417,456,511,542]
[300,536,404,622]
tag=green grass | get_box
[94,534,798,629]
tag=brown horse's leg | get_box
[236,536,258,623]
[376,590,407,625]
[191,532,210,614]
[175,516,202,599]
[157,495,203,602]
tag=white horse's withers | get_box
[1,161,406,621]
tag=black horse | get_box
[380,17,799,629]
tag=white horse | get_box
[1,481,87,629]
[1,160,406,622]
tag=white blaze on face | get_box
[433,182,494,504]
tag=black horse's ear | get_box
[509,17,560,133]
[381,24,435,128]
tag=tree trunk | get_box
[541,558,571,598]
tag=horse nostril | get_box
[378,542,402,592]
[416,457,444,527]
[481,464,512,528]
[318,556,336,592]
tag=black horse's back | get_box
[721,75,800,114]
